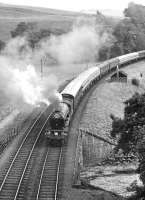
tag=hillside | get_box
[0,3,85,41]
[0,3,82,18]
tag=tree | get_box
[113,18,138,53]
[10,22,36,38]
[27,29,51,48]
[0,40,5,52]
[111,93,145,153]
[124,2,145,29]
[111,92,145,197]
[114,3,145,55]
[11,22,55,49]
[95,11,118,60]
[101,2,145,59]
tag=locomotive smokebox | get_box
[49,110,65,130]
[49,102,70,130]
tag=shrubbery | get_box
[99,3,145,60]
[131,78,140,86]
[110,92,145,199]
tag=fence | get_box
[79,129,116,167]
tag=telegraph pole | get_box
[116,65,119,80]
[40,58,43,80]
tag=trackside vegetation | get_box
[110,92,145,199]
[1,2,145,62]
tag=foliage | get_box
[0,40,5,52]
[111,93,145,153]
[99,2,145,60]
[113,18,138,53]
[132,78,140,87]
[26,28,51,48]
[115,3,145,53]
[10,22,36,38]
[8,3,145,61]
[10,22,53,48]
[111,92,145,197]
[95,11,117,61]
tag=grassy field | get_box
[0,4,86,41]
[0,3,81,17]
[0,18,73,41]
[80,60,145,167]
[0,3,91,120]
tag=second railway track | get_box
[0,105,57,200]
[0,52,144,200]
[0,82,70,200]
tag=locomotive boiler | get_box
[46,102,71,144]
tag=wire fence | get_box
[79,129,115,167]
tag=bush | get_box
[132,78,140,86]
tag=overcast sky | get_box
[1,0,145,12]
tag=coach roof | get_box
[61,66,100,98]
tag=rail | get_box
[13,112,52,200]
[0,109,44,192]
[0,106,53,199]
[35,146,63,200]
[36,148,50,200]
[0,51,144,198]
[54,148,63,200]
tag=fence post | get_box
[72,129,83,186]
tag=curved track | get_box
[0,58,143,200]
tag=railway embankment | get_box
[61,64,126,200]
[0,107,43,172]
[0,75,70,167]
[76,60,145,198]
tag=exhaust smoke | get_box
[0,55,59,110]
[0,17,114,111]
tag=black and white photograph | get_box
[0,0,144,199]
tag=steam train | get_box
[45,50,145,144]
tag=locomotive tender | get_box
[46,50,145,144]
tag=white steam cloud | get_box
[42,26,98,64]
[0,55,59,110]
[11,65,56,106]
[38,24,114,64]
[0,17,114,111]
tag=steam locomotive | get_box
[45,50,145,145]
[46,102,71,144]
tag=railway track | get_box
[36,147,63,200]
[0,82,71,200]
[0,105,54,200]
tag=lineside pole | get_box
[40,59,43,80]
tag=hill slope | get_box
[0,3,82,18]
[0,3,85,41]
